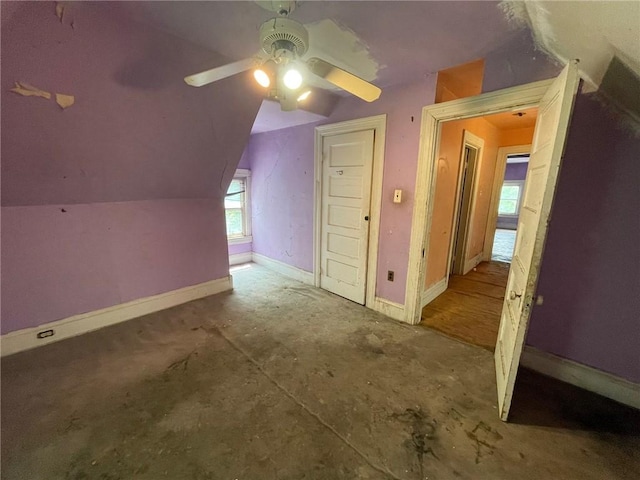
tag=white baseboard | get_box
[1,276,233,357]
[229,252,253,266]
[251,252,314,285]
[369,297,406,323]
[421,278,448,307]
[521,346,640,409]
[463,252,484,275]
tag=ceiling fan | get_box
[183,1,382,111]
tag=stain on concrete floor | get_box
[2,264,639,479]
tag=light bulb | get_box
[254,69,271,88]
[283,68,303,90]
[297,90,311,102]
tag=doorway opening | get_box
[450,132,483,276]
[406,63,579,420]
[490,152,531,263]
[420,109,537,351]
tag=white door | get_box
[320,130,374,304]
[495,62,579,421]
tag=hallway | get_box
[421,261,509,351]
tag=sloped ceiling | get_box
[119,1,639,132]
[506,1,640,90]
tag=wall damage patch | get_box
[55,93,75,109]
[10,82,51,100]
[10,82,75,110]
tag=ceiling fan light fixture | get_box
[254,68,271,88]
[297,89,311,102]
[254,60,276,88]
[283,67,303,90]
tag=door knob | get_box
[364,216,369,221]
[509,290,522,300]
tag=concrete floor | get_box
[2,264,639,479]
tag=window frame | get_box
[225,169,252,245]
[498,180,525,217]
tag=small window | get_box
[498,181,524,216]
[225,169,251,243]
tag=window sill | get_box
[228,236,253,245]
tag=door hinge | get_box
[422,248,425,258]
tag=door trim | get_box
[405,79,554,324]
[449,130,484,276]
[314,115,387,310]
[483,145,532,261]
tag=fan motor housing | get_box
[259,17,309,56]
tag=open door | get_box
[495,62,579,421]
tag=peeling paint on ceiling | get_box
[500,0,640,89]
[304,18,380,85]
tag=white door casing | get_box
[319,129,374,304]
[407,78,554,326]
[450,130,484,276]
[494,62,579,421]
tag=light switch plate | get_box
[393,189,402,203]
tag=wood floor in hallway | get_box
[421,261,510,351]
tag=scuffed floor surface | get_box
[2,264,639,479]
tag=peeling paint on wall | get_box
[10,82,51,100]
[55,93,75,109]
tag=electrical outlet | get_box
[37,329,55,339]
[387,270,394,282]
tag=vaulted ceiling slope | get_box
[509,1,640,89]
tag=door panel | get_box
[320,130,374,304]
[495,63,579,421]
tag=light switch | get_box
[393,189,402,203]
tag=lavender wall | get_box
[483,28,561,93]
[237,145,252,170]
[504,162,528,181]
[228,242,252,256]
[1,2,262,334]
[1,200,226,333]
[526,93,640,383]
[249,79,438,302]
[250,123,318,272]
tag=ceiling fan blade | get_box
[306,57,381,102]
[184,58,255,87]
